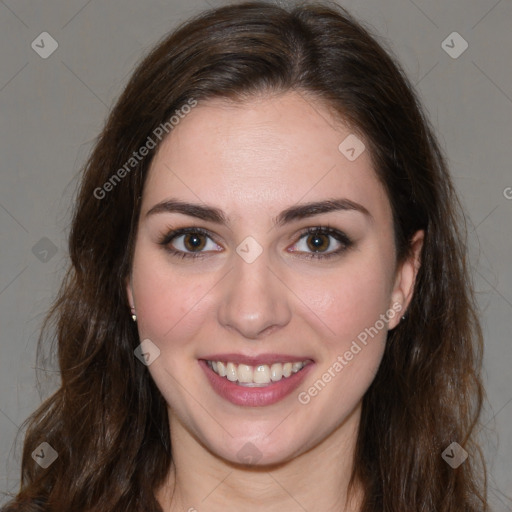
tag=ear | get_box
[387,230,424,330]
[125,275,134,308]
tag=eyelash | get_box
[157,226,353,261]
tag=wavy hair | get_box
[2,1,487,510]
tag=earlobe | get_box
[125,276,134,308]
[125,277,138,322]
[388,230,424,329]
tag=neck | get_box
[157,404,364,512]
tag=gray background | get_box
[0,0,510,508]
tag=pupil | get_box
[308,234,328,252]
[184,233,205,251]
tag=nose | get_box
[217,251,292,339]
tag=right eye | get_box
[159,227,223,259]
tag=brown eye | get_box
[306,233,330,252]
[183,233,206,252]
[159,227,223,259]
[288,227,353,260]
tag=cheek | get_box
[130,249,215,349]
[296,265,391,418]
[297,257,393,348]
[130,255,215,411]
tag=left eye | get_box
[288,228,352,258]
[169,231,221,253]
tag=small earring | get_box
[130,307,137,322]
[401,314,406,321]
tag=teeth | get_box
[226,362,237,382]
[270,363,283,381]
[237,364,253,383]
[216,361,226,377]
[253,364,270,384]
[206,359,309,386]
[291,362,303,372]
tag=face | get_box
[126,91,422,466]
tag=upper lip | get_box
[200,353,314,366]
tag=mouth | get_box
[199,355,315,407]
[205,359,311,386]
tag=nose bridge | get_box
[217,247,291,338]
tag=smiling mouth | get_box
[204,359,313,387]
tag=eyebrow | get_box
[145,197,373,226]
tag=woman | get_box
[2,1,488,510]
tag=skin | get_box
[126,91,423,512]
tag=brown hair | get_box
[3,1,487,510]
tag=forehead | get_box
[142,92,391,224]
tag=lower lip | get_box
[199,360,315,407]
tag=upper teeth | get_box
[207,360,309,386]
